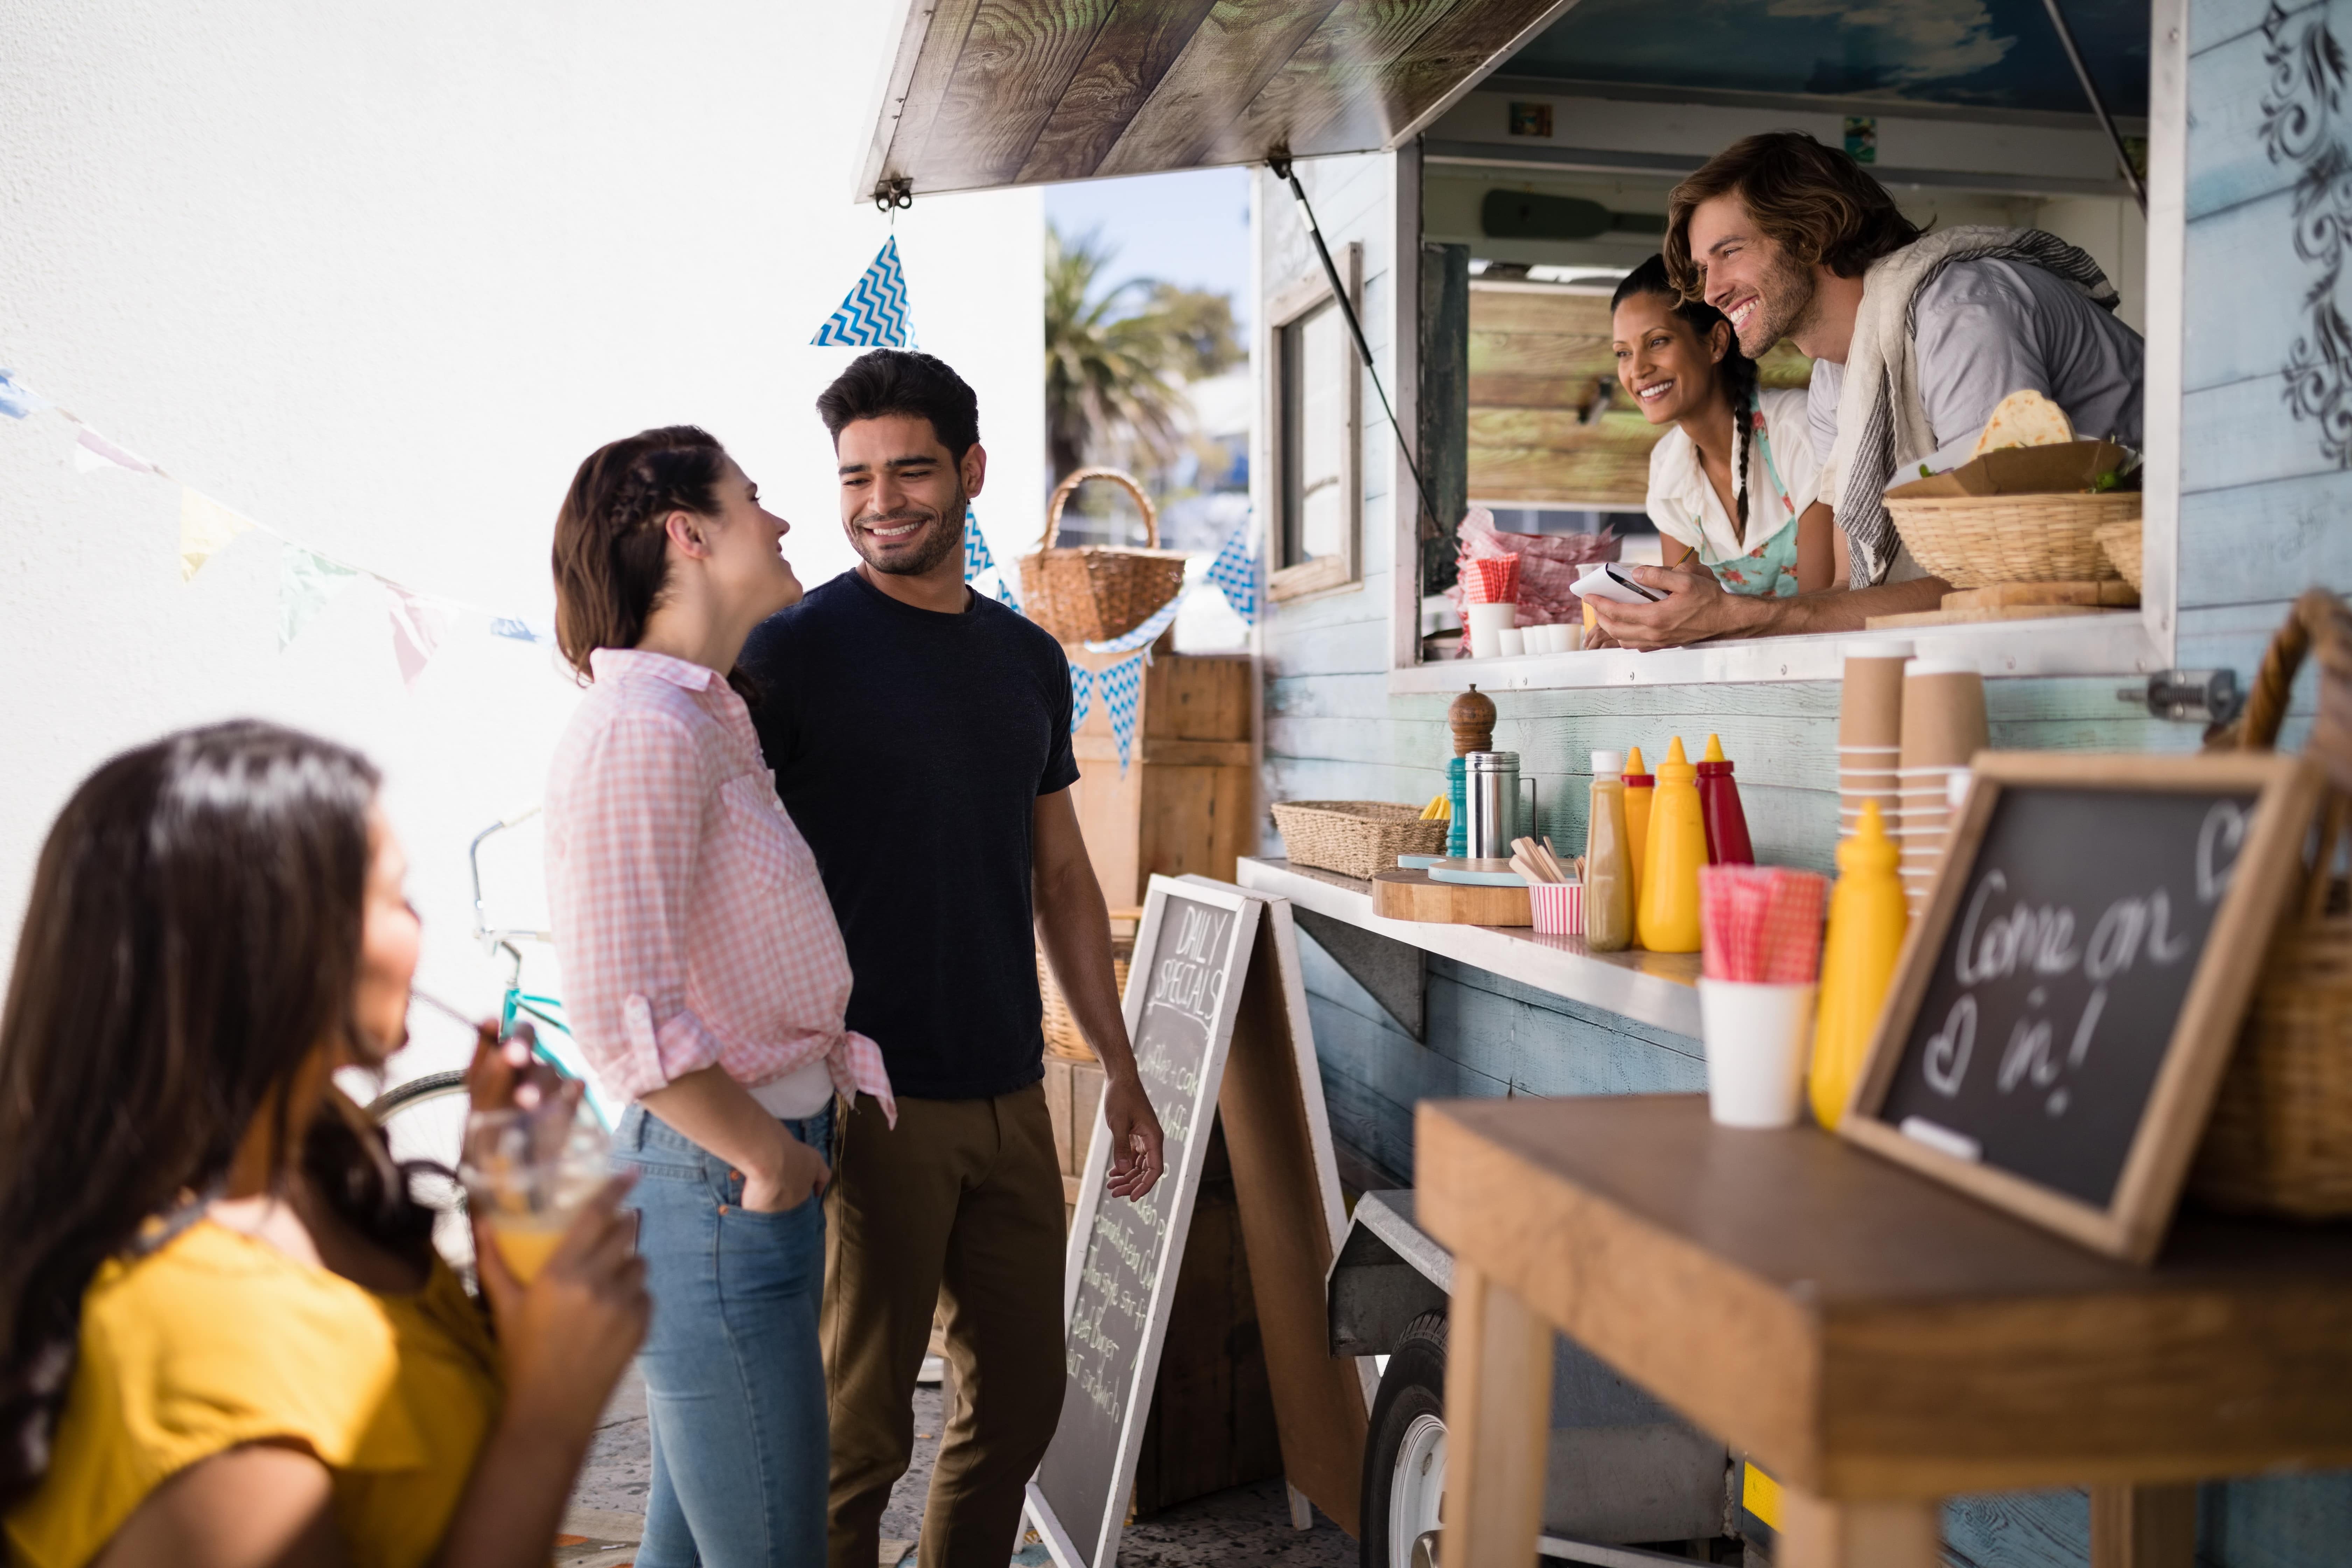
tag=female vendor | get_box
[1610,256,1834,597]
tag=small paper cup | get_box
[1529,880,1583,936]
[1465,601,1517,657]
[1496,626,1526,656]
[1699,979,1818,1129]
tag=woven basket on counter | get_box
[2095,520,2144,592]
[1271,800,1448,882]
[2190,589,2352,1218]
[1018,468,1190,645]
[1886,491,2140,587]
[1038,907,1140,1061]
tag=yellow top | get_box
[5,1220,500,1568]
[1702,733,1726,763]
[1624,745,1647,776]
[1657,735,1695,780]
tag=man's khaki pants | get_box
[823,1086,1065,1568]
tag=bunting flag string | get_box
[811,236,912,348]
[962,506,1021,610]
[1099,652,1148,773]
[0,356,560,689]
[1070,664,1093,733]
[1076,510,1256,654]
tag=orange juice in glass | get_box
[460,1101,607,1284]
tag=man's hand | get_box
[1101,1067,1164,1200]
[1589,562,1770,650]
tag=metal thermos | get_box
[1464,751,1520,860]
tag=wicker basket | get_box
[1271,800,1448,882]
[2189,590,2352,1217]
[1018,468,1190,645]
[1885,491,2141,588]
[1038,908,1140,1061]
[2095,520,2144,592]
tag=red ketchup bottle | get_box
[1695,733,1754,865]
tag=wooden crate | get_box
[1040,1057,1283,1513]
[1066,651,1254,909]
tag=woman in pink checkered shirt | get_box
[546,426,893,1568]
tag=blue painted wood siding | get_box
[1257,1,2352,1549]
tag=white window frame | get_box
[1266,243,1363,603]
[1382,0,2183,694]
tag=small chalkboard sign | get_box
[1844,751,2322,1262]
[1026,876,1367,1568]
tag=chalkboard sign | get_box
[1845,751,2321,1263]
[1028,879,1260,1568]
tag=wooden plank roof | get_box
[859,0,1579,202]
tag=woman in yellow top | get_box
[0,721,650,1568]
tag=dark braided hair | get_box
[1613,255,1762,535]
[550,426,729,681]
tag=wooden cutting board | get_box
[1941,580,2140,609]
[1371,868,1532,925]
[1864,604,2130,630]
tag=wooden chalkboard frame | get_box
[1841,751,2323,1264]
[1027,877,1261,1568]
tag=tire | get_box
[366,1069,469,1121]
[367,1070,474,1275]
[1360,1310,1450,1568]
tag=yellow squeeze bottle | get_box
[1583,750,1636,952]
[1636,737,1705,953]
[1808,800,1909,1129]
[1622,745,1655,911]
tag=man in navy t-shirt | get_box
[738,349,1164,1568]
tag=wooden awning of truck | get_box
[856,0,1580,203]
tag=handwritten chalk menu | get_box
[1846,752,2320,1263]
[1029,882,1260,1568]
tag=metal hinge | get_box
[872,176,913,213]
[2121,669,2244,725]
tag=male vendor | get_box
[739,349,1164,1568]
[1594,131,2144,648]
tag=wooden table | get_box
[1416,1094,2352,1568]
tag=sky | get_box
[1043,166,1253,329]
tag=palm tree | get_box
[1043,223,1241,485]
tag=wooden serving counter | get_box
[1416,1094,2352,1568]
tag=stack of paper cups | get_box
[1836,640,1912,840]
[1897,660,1989,916]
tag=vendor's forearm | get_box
[1764,576,1948,636]
[638,1065,789,1178]
[1036,864,1139,1078]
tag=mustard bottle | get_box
[1808,800,1909,1130]
[1636,737,1705,953]
[1583,751,1636,952]
[1622,744,1655,912]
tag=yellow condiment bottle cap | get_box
[1625,745,1646,775]
[1658,736,1695,781]
[1841,800,1900,872]
[1702,733,1726,763]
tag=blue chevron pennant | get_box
[1100,651,1147,773]
[811,236,911,346]
[1069,663,1093,732]
[963,506,1021,610]
[1205,509,1257,625]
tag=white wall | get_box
[0,1,1043,1080]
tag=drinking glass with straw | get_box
[1696,865,1829,1128]
[458,1063,607,1284]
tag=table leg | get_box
[2090,1483,2196,1568]
[1437,1261,1552,1568]
[1777,1487,1939,1568]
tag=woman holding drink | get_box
[0,721,648,1567]
[546,425,895,1567]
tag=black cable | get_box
[2040,0,2147,214]
[1269,153,1446,537]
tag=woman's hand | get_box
[1589,563,1760,650]
[475,1174,649,1438]
[741,1124,828,1213]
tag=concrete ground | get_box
[564,1364,1357,1567]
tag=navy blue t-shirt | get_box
[738,569,1079,1100]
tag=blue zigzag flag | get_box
[0,369,49,420]
[963,506,995,582]
[811,237,911,347]
[1205,510,1257,626]
[1070,663,1093,733]
[1101,652,1147,773]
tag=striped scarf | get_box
[1828,227,2120,587]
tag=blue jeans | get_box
[616,1100,833,1568]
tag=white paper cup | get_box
[1557,622,1584,653]
[1700,979,1818,1128]
[1496,626,1526,656]
[1529,880,1583,935]
[1465,602,1517,657]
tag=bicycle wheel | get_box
[368,1071,474,1275]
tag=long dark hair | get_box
[550,425,729,681]
[0,721,428,1508]
[1613,254,1763,535]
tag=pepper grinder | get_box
[1447,686,1497,858]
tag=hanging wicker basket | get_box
[2189,589,2352,1218]
[1018,468,1190,645]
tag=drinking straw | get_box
[1698,864,1829,984]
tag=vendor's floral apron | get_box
[1693,413,1801,597]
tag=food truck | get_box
[861,1,2347,1562]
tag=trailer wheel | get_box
[1360,1310,1450,1568]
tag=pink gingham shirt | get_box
[545,648,895,1122]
